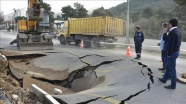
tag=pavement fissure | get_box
[4,52,155,104]
[77,95,117,104]
[119,60,154,104]
[32,53,124,92]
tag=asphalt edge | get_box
[30,84,60,104]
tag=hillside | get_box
[107,0,186,41]
[109,0,178,18]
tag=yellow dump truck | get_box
[57,16,124,48]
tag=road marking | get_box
[81,93,125,104]
[96,64,138,73]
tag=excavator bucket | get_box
[10,34,53,51]
[18,42,53,51]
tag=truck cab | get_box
[55,21,69,44]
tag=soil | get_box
[1,50,22,56]
[0,50,74,104]
[0,73,39,104]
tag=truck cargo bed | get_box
[69,16,124,36]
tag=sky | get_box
[0,0,126,15]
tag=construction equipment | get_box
[10,0,53,50]
[57,16,124,48]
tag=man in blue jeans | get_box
[159,18,182,89]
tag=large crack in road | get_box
[4,52,155,104]
[32,53,123,92]
[5,54,46,87]
[30,54,154,104]
[73,60,154,104]
[118,60,154,104]
[77,95,117,104]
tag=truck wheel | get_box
[75,40,81,46]
[91,37,100,48]
[60,35,66,45]
[82,37,90,48]
[105,40,115,49]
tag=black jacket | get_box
[167,28,182,56]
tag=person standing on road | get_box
[162,25,170,73]
[134,26,144,59]
[159,18,182,89]
[159,23,168,71]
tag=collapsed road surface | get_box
[1,46,156,104]
[1,30,186,104]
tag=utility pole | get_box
[17,9,21,16]
[61,13,65,20]
[125,0,130,44]
[13,8,16,32]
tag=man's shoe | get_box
[159,68,165,70]
[134,57,139,59]
[162,70,166,73]
[164,85,176,89]
[158,78,166,83]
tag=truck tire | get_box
[82,37,90,48]
[60,35,66,45]
[75,40,81,46]
[91,37,100,48]
[105,40,115,49]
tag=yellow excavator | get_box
[10,0,53,50]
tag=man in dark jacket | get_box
[134,26,144,59]
[159,18,182,89]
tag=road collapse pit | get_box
[32,53,123,93]
[0,53,44,103]
[0,52,75,104]
[7,53,46,81]
[31,63,99,93]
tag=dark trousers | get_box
[135,42,142,57]
[161,50,167,66]
[163,51,179,87]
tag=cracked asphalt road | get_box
[1,31,186,104]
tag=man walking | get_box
[159,18,182,89]
[134,26,144,59]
